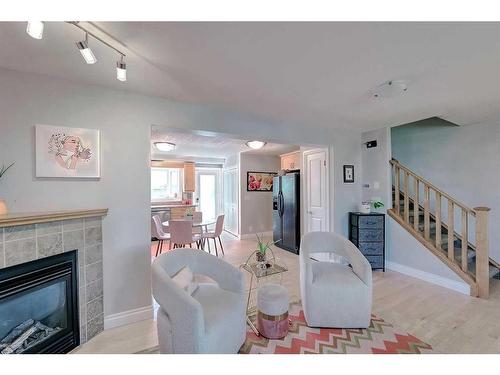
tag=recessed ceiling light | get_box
[76,33,97,64]
[155,142,176,152]
[372,80,408,98]
[245,140,267,150]
[26,21,44,39]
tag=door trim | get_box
[302,148,330,235]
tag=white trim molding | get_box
[386,261,470,295]
[238,231,273,240]
[104,304,154,330]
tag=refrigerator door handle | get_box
[279,191,284,217]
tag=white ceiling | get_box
[151,126,299,160]
[1,22,499,131]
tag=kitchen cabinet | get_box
[183,162,195,192]
[280,151,301,171]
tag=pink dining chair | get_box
[169,220,202,250]
[202,215,225,257]
[152,215,170,257]
[191,211,204,237]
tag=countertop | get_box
[151,204,198,209]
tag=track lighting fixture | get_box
[76,32,97,64]
[116,55,127,82]
[26,21,44,39]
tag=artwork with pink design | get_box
[35,124,100,178]
[246,171,276,192]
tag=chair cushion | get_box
[312,262,361,286]
[191,283,245,351]
[258,284,289,316]
[172,266,199,295]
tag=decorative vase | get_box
[359,201,371,214]
[256,251,267,270]
[0,199,7,215]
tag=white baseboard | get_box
[238,231,273,240]
[386,261,470,295]
[104,305,154,330]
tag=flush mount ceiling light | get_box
[372,80,408,98]
[76,32,97,64]
[155,142,176,152]
[245,140,267,150]
[116,55,127,82]
[26,21,44,39]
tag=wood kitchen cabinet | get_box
[183,162,195,192]
[280,151,301,171]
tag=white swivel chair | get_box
[152,249,247,353]
[299,231,372,328]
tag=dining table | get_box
[162,218,217,251]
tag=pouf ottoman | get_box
[257,283,289,339]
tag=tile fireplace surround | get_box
[0,209,108,345]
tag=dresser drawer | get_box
[366,255,384,269]
[357,216,384,229]
[357,229,383,242]
[358,242,384,256]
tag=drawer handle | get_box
[364,220,379,225]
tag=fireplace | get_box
[0,250,79,354]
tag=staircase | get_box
[388,159,499,298]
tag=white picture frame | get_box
[35,124,100,178]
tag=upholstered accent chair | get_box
[299,231,372,328]
[152,249,246,353]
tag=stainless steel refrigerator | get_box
[273,172,300,254]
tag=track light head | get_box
[116,56,127,82]
[76,33,97,64]
[26,21,44,39]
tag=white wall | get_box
[0,67,362,323]
[391,120,499,262]
[239,153,280,235]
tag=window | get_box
[151,167,183,201]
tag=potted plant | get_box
[0,162,14,215]
[255,233,279,267]
[372,198,385,211]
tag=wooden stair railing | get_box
[389,159,491,298]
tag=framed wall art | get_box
[246,171,276,191]
[343,165,354,183]
[35,124,100,178]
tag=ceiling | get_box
[1,22,499,131]
[151,126,299,160]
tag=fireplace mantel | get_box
[0,209,108,228]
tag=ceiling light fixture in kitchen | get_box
[154,142,176,152]
[245,140,267,150]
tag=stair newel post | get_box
[461,209,468,272]
[413,179,419,232]
[394,164,400,215]
[447,201,454,260]
[435,192,442,250]
[474,207,491,299]
[403,171,410,224]
[423,185,430,240]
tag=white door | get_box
[223,168,239,235]
[304,149,329,233]
[195,168,221,222]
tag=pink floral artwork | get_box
[247,172,276,191]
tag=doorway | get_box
[195,168,222,222]
[223,167,239,236]
[303,148,330,233]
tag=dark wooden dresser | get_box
[349,212,385,271]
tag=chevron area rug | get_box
[239,301,433,354]
[137,301,433,354]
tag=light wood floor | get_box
[75,233,500,354]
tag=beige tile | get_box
[63,218,84,232]
[86,261,103,284]
[5,238,36,267]
[37,233,63,258]
[85,227,102,246]
[87,296,104,322]
[85,243,102,265]
[36,221,62,236]
[85,217,102,229]
[86,278,103,302]
[87,314,104,340]
[4,224,35,241]
[63,230,84,252]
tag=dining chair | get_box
[202,215,225,257]
[191,211,204,248]
[169,220,203,250]
[152,215,171,257]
